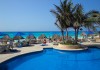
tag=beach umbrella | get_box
[80,32,87,39]
[0,32,7,36]
[87,31,94,35]
[87,30,94,38]
[52,34,60,40]
[13,36,24,40]
[0,33,8,42]
[2,34,12,41]
[81,32,86,36]
[15,32,25,36]
[27,34,36,39]
[60,36,66,41]
[13,32,25,40]
[38,34,47,39]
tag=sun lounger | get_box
[0,45,8,53]
[53,41,58,45]
[87,38,95,42]
[41,44,48,46]
[37,39,42,44]
[0,46,4,53]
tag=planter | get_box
[53,44,87,51]
[58,44,82,49]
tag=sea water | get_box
[0,31,87,39]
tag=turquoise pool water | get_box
[0,48,100,70]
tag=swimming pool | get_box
[0,48,100,70]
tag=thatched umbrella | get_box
[2,34,12,41]
[13,32,25,40]
[87,31,94,39]
[0,34,12,44]
[60,36,68,41]
[80,32,86,39]
[52,34,60,40]
[26,34,37,44]
[27,34,36,39]
[13,36,24,40]
[38,34,47,39]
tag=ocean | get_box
[0,31,87,39]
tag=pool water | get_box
[0,48,100,70]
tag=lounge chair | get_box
[87,39,95,42]
[53,41,58,45]
[0,45,9,53]
[37,39,42,44]
[41,44,48,46]
[0,46,4,53]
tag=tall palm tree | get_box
[73,4,100,44]
[50,7,66,41]
[51,0,100,44]
[83,10,100,31]
[55,20,65,41]
[50,0,67,41]
[51,0,76,39]
[73,5,100,44]
[71,4,84,44]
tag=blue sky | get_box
[0,0,100,31]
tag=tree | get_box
[51,0,76,39]
[50,9,66,41]
[51,0,100,44]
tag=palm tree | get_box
[50,0,67,41]
[72,4,84,44]
[70,3,100,44]
[51,0,100,44]
[83,10,100,30]
[55,19,65,41]
[51,0,76,40]
[50,5,66,41]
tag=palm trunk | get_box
[75,28,77,44]
[66,28,68,39]
[99,32,100,39]
[76,28,79,44]
[61,30,65,42]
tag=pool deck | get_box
[0,42,100,63]
[0,43,54,63]
[81,42,100,48]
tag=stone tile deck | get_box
[0,43,54,63]
[81,42,100,47]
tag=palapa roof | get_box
[38,34,47,39]
[13,36,24,40]
[27,34,36,39]
[52,34,60,40]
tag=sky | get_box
[0,0,100,31]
